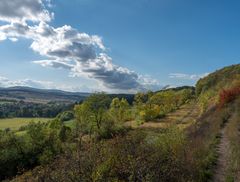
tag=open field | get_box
[0,118,52,131]
[64,119,75,128]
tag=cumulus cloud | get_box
[169,73,209,80]
[71,53,141,90]
[0,0,161,92]
[0,0,53,23]
[138,74,162,91]
[0,22,30,41]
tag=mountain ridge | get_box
[0,86,135,104]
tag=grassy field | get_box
[0,118,52,131]
[64,119,75,128]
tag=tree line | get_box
[0,100,73,118]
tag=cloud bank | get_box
[0,76,53,89]
[0,0,160,92]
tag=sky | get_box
[0,0,239,93]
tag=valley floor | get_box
[0,118,51,131]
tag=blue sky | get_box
[0,0,239,92]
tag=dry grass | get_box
[125,102,201,130]
[225,99,240,181]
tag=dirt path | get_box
[213,121,231,182]
[125,102,200,130]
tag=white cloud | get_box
[0,76,9,82]
[0,76,53,89]
[0,0,53,23]
[169,73,209,80]
[138,74,162,91]
[0,0,160,92]
[9,37,18,42]
[33,59,74,70]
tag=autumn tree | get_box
[219,86,240,107]
[110,98,130,123]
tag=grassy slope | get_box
[225,98,240,181]
[125,101,200,130]
[196,64,240,111]
[195,64,240,180]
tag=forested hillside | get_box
[0,87,134,119]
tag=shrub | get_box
[57,111,74,122]
[59,125,71,142]
[219,85,240,108]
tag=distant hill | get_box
[0,86,135,104]
[0,86,91,104]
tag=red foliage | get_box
[219,85,240,107]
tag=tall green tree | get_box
[75,93,111,135]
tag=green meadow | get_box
[0,118,52,131]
